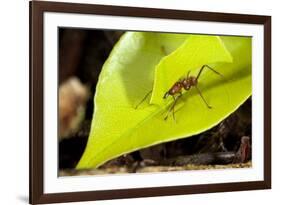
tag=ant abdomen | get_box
[163,82,183,99]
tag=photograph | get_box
[29,1,271,203]
[58,29,252,176]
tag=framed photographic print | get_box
[29,0,271,204]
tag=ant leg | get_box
[171,95,177,121]
[164,94,181,121]
[172,93,183,121]
[204,65,224,77]
[164,101,174,121]
[196,65,224,80]
[195,85,212,109]
[135,90,152,109]
[164,103,173,121]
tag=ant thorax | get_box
[182,76,197,90]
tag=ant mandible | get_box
[135,65,223,121]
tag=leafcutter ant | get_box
[135,65,223,121]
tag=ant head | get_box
[190,76,197,85]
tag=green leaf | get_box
[76,32,251,169]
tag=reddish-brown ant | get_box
[135,65,223,121]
